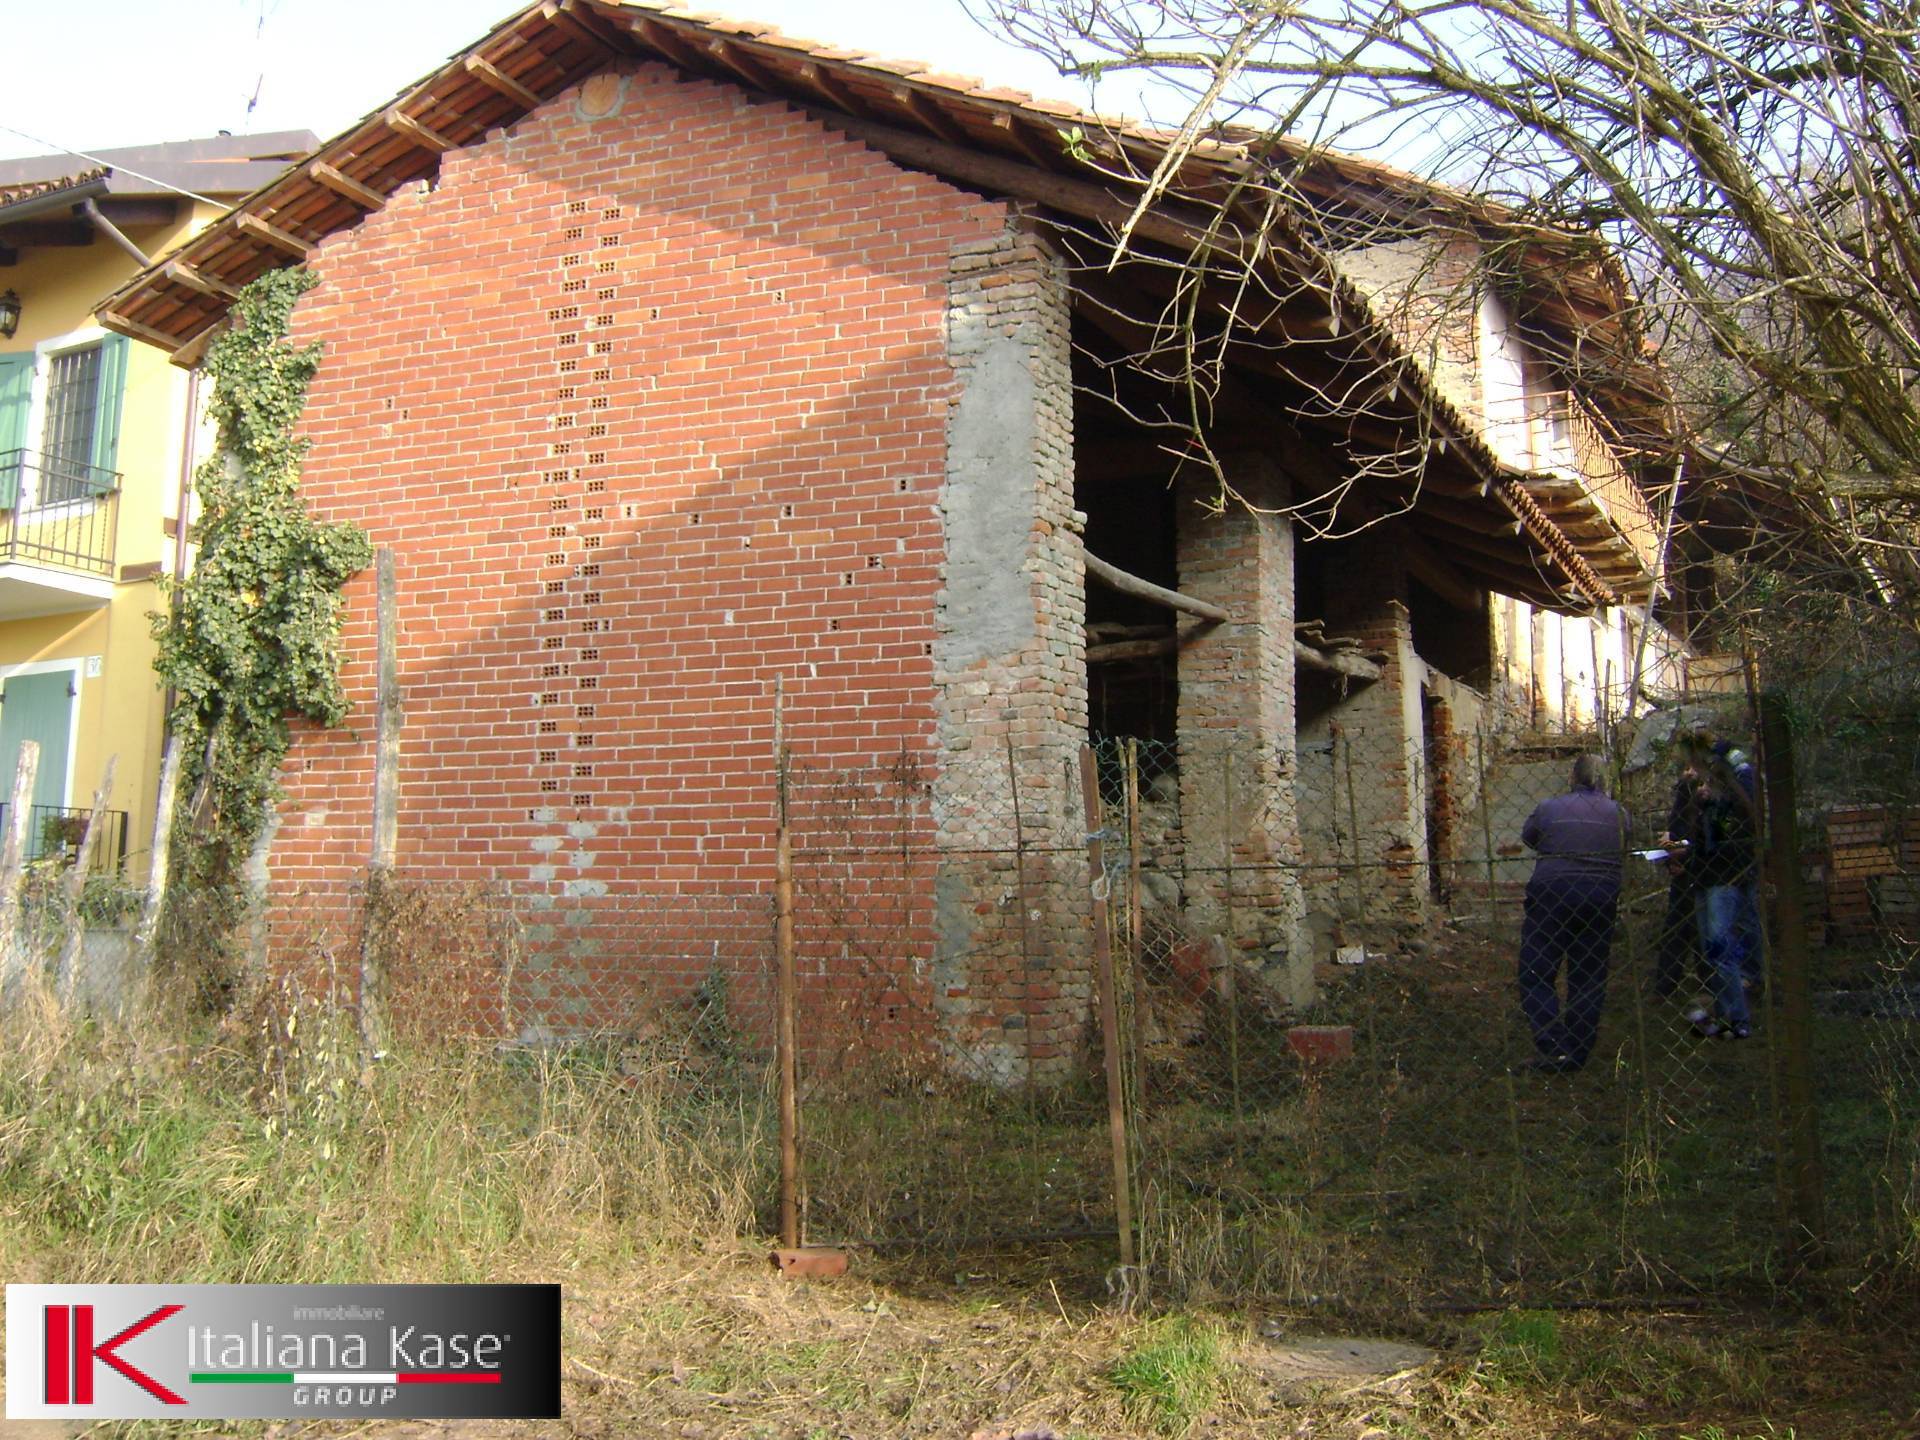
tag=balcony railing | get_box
[0,449,121,578]
[1522,393,1662,579]
[0,802,130,874]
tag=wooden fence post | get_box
[54,754,117,1007]
[132,735,183,969]
[774,677,800,1251]
[1080,744,1136,1270]
[362,545,401,1057]
[0,740,40,997]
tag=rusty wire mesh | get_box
[1785,712,1920,1270]
[95,687,1920,1297]
[782,741,1116,1249]
[1099,713,1786,1302]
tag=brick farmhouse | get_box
[102,0,1702,1079]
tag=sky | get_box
[1,0,1130,165]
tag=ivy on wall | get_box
[153,268,373,900]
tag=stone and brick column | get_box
[931,217,1087,1085]
[1322,532,1429,923]
[1173,456,1311,1007]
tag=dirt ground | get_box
[11,1249,1911,1440]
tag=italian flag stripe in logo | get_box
[190,1373,502,1385]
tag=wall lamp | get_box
[0,291,19,340]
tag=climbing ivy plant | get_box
[153,268,372,903]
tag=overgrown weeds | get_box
[0,983,773,1286]
[0,976,1912,1437]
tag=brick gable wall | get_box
[267,63,1015,1038]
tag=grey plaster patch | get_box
[1242,1333,1435,1401]
[931,868,977,991]
[563,878,608,898]
[941,328,1037,668]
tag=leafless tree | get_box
[972,0,1920,633]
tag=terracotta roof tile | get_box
[0,167,109,208]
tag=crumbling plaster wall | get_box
[932,219,1090,1083]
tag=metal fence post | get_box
[1125,738,1145,1109]
[1758,690,1825,1260]
[1223,747,1243,1131]
[1080,744,1135,1270]
[1477,729,1500,930]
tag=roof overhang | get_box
[96,0,1636,611]
[0,172,111,227]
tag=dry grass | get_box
[1,978,1915,1439]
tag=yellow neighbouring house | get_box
[0,133,315,883]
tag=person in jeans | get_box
[1651,751,1706,998]
[1517,754,1631,1073]
[1714,739,1766,999]
[1685,741,1759,1040]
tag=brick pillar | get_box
[1173,456,1311,1008]
[932,217,1087,1085]
[1323,532,1428,925]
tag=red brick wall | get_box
[269,63,1010,1037]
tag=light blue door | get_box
[0,670,73,825]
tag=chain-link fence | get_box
[1100,716,1786,1303]
[94,686,1917,1302]
[782,741,1117,1250]
[1780,705,1920,1272]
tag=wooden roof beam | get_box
[235,212,313,259]
[383,109,456,154]
[895,87,971,147]
[170,320,226,370]
[1437,517,1576,579]
[543,0,622,55]
[1297,639,1383,683]
[465,53,544,110]
[992,111,1058,169]
[797,61,859,114]
[705,36,779,91]
[627,15,706,72]
[815,110,1255,262]
[308,160,387,211]
[162,260,238,302]
[109,309,207,356]
[1396,524,1486,612]
[1085,550,1231,624]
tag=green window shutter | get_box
[89,334,129,479]
[0,352,31,510]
